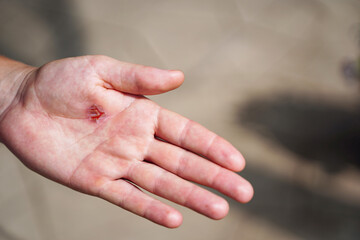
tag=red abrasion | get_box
[88,104,105,122]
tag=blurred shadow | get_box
[0,225,23,240]
[0,0,85,65]
[341,25,360,85]
[239,166,360,240]
[238,94,360,173]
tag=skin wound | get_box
[88,104,105,122]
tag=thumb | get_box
[89,55,184,95]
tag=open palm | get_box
[0,55,253,228]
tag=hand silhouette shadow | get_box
[238,94,360,173]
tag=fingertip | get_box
[140,69,184,95]
[164,211,183,228]
[229,152,246,172]
[209,199,229,220]
[169,70,184,80]
[168,70,184,89]
[210,137,246,172]
[235,182,254,203]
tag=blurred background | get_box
[0,0,360,239]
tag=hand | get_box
[0,55,253,228]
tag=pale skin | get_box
[0,55,253,228]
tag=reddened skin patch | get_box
[88,104,105,122]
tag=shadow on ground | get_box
[238,94,360,173]
[239,166,360,240]
[0,0,85,65]
[235,94,360,239]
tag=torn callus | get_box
[88,104,105,122]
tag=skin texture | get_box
[0,55,253,228]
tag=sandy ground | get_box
[1,0,360,239]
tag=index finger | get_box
[155,108,245,172]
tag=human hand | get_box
[0,55,253,228]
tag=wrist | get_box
[0,56,36,127]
